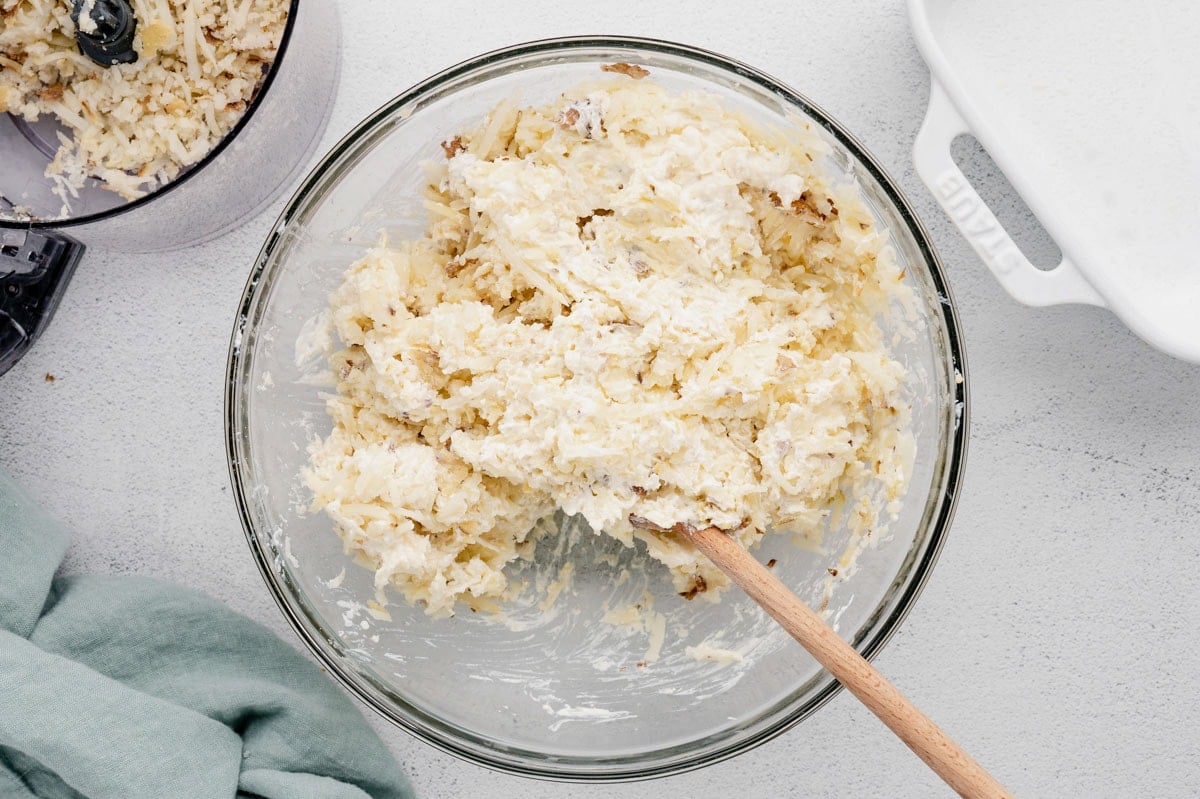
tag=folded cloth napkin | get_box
[0,468,414,799]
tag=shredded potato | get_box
[306,76,915,616]
[0,0,286,210]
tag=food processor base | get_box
[0,230,84,376]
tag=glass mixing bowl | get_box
[226,37,968,781]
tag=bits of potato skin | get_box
[445,257,477,279]
[769,189,839,224]
[601,62,650,79]
[38,84,63,102]
[680,575,708,600]
[559,106,581,128]
[441,136,466,158]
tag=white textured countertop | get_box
[3,2,1199,796]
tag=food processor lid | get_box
[0,0,301,230]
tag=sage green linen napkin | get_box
[0,468,414,799]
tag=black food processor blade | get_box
[71,0,139,67]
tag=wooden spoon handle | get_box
[682,525,1012,799]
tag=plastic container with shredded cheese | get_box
[226,37,968,782]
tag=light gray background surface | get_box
[3,2,1198,796]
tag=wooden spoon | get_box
[630,517,1012,799]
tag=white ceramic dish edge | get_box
[907,0,1200,364]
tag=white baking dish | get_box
[909,0,1200,362]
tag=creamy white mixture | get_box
[307,72,913,616]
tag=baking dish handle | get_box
[914,81,1105,308]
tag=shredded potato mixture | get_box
[0,0,286,207]
[307,74,914,616]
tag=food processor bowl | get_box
[0,0,340,374]
[226,37,968,781]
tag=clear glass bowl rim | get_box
[225,34,970,783]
